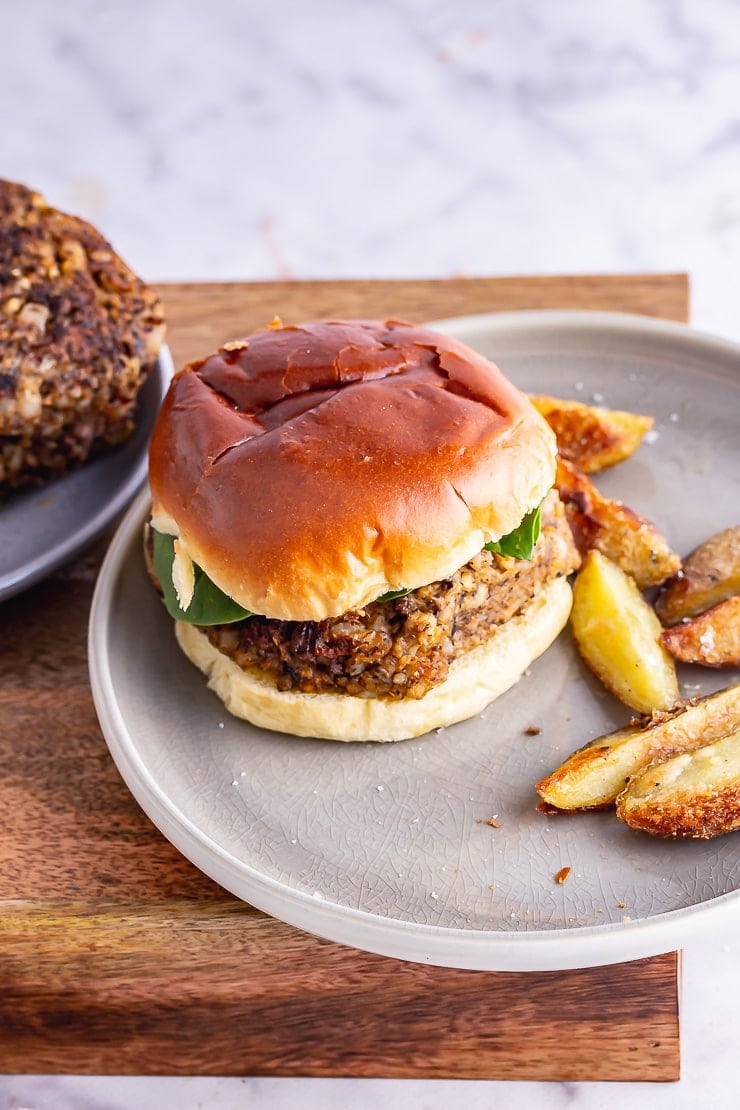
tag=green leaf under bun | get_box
[152,530,253,625]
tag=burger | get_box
[147,318,580,742]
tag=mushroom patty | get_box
[0,179,165,492]
[203,492,580,700]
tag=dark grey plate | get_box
[0,347,172,602]
[89,313,740,971]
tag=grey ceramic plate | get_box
[89,312,740,971]
[0,346,173,601]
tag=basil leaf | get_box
[485,504,542,560]
[152,531,254,625]
[375,587,413,603]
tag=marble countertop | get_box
[3,1,740,1107]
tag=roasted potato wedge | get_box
[571,550,679,714]
[536,683,740,810]
[661,596,740,668]
[616,727,740,838]
[555,458,681,589]
[655,525,740,626]
[529,394,654,473]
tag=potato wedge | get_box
[555,458,681,589]
[616,727,740,838]
[529,394,654,473]
[571,550,679,714]
[655,525,740,626]
[661,597,740,668]
[536,683,740,810]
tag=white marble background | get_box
[3,0,740,1107]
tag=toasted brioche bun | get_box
[173,575,573,742]
[149,319,556,621]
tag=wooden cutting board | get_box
[0,273,686,1082]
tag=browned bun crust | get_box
[149,319,556,621]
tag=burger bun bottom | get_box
[174,575,573,742]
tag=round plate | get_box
[0,346,173,601]
[89,311,740,971]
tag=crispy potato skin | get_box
[555,458,680,589]
[536,684,740,810]
[616,728,740,838]
[570,550,679,715]
[661,596,740,668]
[655,526,740,626]
[529,395,653,473]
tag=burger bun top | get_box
[148,318,556,621]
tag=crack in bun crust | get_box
[149,319,557,621]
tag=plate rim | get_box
[89,310,740,971]
[428,305,740,354]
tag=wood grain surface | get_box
[155,272,689,371]
[0,273,687,1080]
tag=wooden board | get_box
[0,273,687,1081]
[157,272,689,371]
